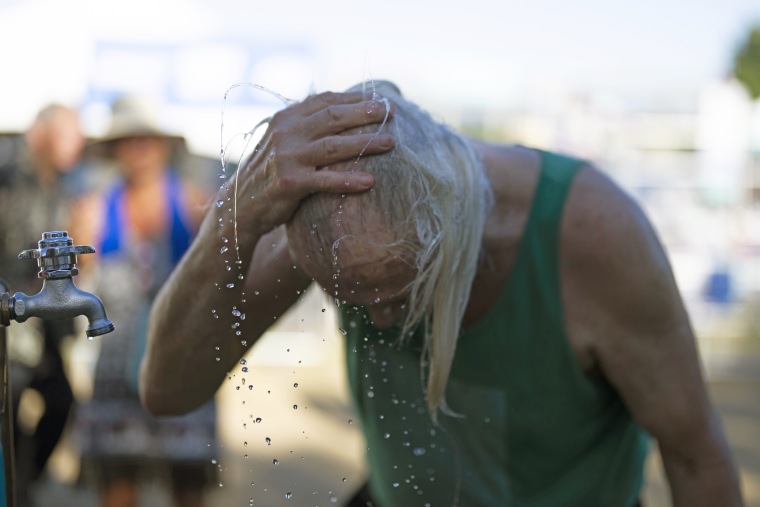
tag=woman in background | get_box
[72,95,215,507]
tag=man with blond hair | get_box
[141,82,743,506]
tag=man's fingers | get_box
[302,98,393,137]
[296,91,367,117]
[307,169,375,195]
[300,132,394,167]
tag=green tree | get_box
[734,24,760,99]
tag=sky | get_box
[1,0,759,152]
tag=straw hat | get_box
[89,95,184,156]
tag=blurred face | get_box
[289,224,416,329]
[113,135,170,183]
[44,111,84,172]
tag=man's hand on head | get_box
[227,91,394,240]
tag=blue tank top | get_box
[99,170,191,263]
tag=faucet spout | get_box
[9,278,114,338]
[0,231,115,338]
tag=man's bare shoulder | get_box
[560,163,684,337]
[562,164,666,278]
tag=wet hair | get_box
[288,81,493,416]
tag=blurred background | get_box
[1,0,760,505]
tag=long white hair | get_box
[289,81,493,416]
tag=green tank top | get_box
[340,150,649,507]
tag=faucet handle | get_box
[18,231,96,279]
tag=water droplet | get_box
[220,246,229,253]
[293,383,298,388]
[285,492,292,500]
[255,417,262,423]
[265,437,271,445]
[216,199,224,207]
[392,482,399,488]
[273,458,279,465]
[413,447,426,456]
[293,404,298,410]
[226,283,235,288]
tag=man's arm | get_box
[561,166,744,506]
[140,91,394,416]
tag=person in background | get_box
[70,95,215,507]
[0,104,85,507]
[141,81,744,506]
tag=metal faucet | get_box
[0,231,114,506]
[0,231,114,337]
